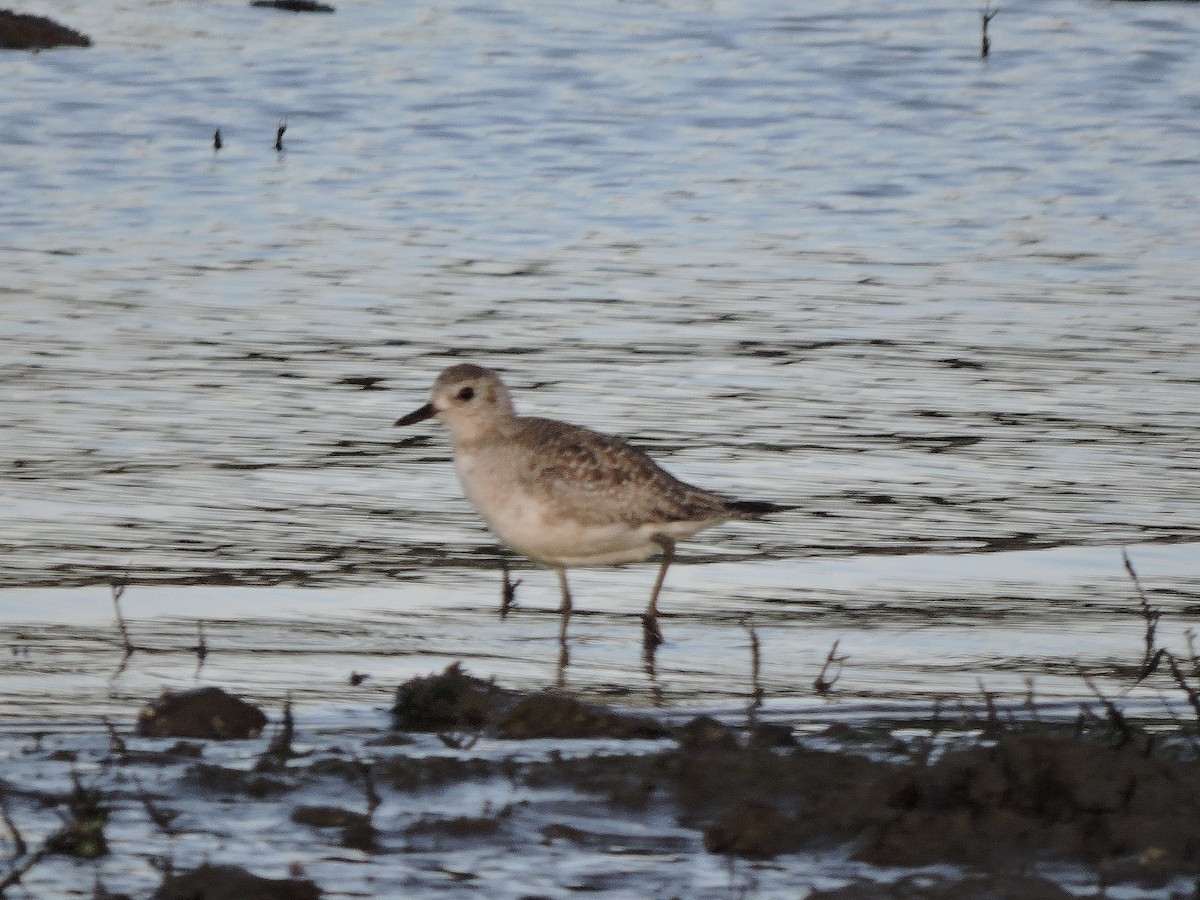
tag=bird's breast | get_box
[453,447,663,566]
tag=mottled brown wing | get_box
[511,417,730,526]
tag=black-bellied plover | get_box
[395,363,789,645]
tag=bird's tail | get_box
[725,499,794,519]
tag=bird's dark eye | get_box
[457,386,475,401]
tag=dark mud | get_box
[151,863,320,900]
[807,873,1079,900]
[392,663,671,739]
[4,665,1200,897]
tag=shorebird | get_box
[395,363,788,645]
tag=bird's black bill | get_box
[394,402,437,426]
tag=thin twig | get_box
[353,757,381,817]
[0,788,27,858]
[914,696,945,767]
[978,680,1001,737]
[111,582,134,657]
[1022,677,1042,724]
[1125,550,1163,681]
[746,619,764,710]
[0,844,51,893]
[101,719,127,759]
[813,639,846,696]
[1185,629,1200,678]
[255,696,295,772]
[1079,669,1132,748]
[129,775,178,837]
[1163,650,1200,723]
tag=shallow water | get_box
[3,1,1200,895]
[3,0,1200,732]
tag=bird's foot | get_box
[641,613,663,648]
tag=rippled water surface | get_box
[3,0,1200,723]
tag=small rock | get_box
[138,687,267,740]
[151,863,320,900]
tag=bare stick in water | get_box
[814,639,847,696]
[981,3,998,58]
[746,619,764,709]
[1126,549,1165,681]
[111,581,135,658]
[194,620,209,673]
[355,757,381,818]
[255,695,296,772]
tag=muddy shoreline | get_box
[2,663,1199,899]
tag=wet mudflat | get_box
[4,661,1200,899]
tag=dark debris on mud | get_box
[5,663,1200,897]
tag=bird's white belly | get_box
[500,510,664,567]
[455,451,670,567]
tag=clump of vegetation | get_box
[392,663,505,732]
[45,775,109,859]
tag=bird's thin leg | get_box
[557,615,570,687]
[643,537,674,647]
[556,567,573,615]
[646,537,675,617]
[556,567,572,683]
